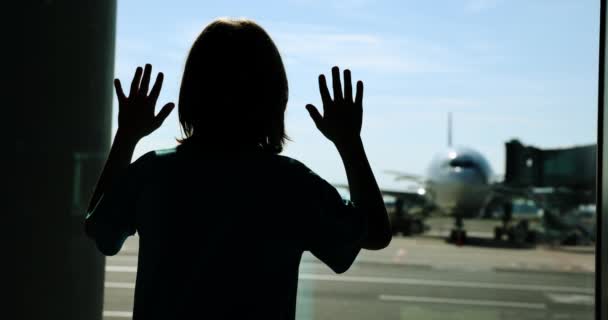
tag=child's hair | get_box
[178,18,289,153]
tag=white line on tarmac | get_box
[107,255,138,260]
[105,265,592,294]
[106,265,137,272]
[297,273,594,294]
[106,282,135,289]
[103,310,133,318]
[545,293,594,305]
[379,294,547,310]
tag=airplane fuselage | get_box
[425,147,494,218]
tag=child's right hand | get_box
[306,66,364,148]
[114,64,174,143]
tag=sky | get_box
[112,0,600,191]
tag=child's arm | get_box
[306,66,391,250]
[85,64,174,246]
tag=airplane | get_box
[377,112,501,243]
[336,113,596,246]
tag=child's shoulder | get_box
[271,154,323,180]
[130,148,178,171]
[272,154,309,170]
[133,148,178,162]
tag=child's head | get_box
[178,18,289,153]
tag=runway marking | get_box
[105,266,593,294]
[107,255,138,261]
[297,274,593,294]
[106,265,137,272]
[106,282,135,289]
[379,294,547,310]
[546,293,594,306]
[103,310,132,318]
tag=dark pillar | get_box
[19,1,117,319]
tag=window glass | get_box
[103,1,598,319]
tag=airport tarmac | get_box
[103,233,595,320]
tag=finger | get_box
[355,80,364,106]
[114,79,127,102]
[318,75,332,107]
[129,66,143,98]
[148,72,164,103]
[344,69,353,103]
[139,64,152,96]
[332,66,343,101]
[153,102,175,129]
[306,104,323,128]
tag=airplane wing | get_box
[383,170,425,184]
[379,188,428,202]
[333,183,427,203]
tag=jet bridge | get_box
[504,139,596,208]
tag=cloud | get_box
[271,28,458,73]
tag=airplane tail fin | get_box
[448,112,453,147]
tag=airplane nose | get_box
[433,168,489,215]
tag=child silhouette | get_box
[85,18,390,320]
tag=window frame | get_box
[596,0,607,319]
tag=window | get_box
[103,1,599,319]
